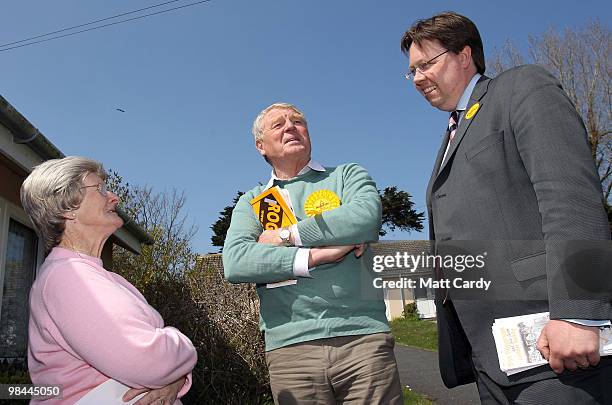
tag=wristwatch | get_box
[279,228,292,246]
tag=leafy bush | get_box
[0,358,30,384]
[402,302,419,320]
[0,359,31,405]
[183,255,271,404]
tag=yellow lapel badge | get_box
[465,102,480,120]
[304,190,341,217]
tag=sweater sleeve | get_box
[296,163,382,247]
[222,192,299,284]
[43,261,197,389]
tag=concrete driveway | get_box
[394,345,480,404]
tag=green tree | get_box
[379,186,424,237]
[211,187,425,251]
[210,191,244,251]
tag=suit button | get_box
[435,193,447,199]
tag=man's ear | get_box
[459,45,473,69]
[255,139,266,156]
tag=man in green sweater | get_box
[223,103,402,404]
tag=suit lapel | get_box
[426,127,451,205]
[436,76,491,177]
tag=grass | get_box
[390,316,438,351]
[404,386,435,404]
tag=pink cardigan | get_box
[28,247,197,404]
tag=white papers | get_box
[492,312,612,376]
[76,379,146,405]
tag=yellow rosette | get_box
[304,190,341,217]
[465,102,480,120]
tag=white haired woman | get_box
[21,156,197,404]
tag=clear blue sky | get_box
[1,1,609,253]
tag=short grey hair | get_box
[20,156,107,254]
[251,102,308,142]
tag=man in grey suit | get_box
[401,11,611,404]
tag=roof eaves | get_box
[117,208,154,245]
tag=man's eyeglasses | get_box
[404,49,450,80]
[80,183,109,197]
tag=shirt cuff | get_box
[562,319,612,327]
[290,224,302,246]
[292,248,312,278]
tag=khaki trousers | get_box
[265,333,403,405]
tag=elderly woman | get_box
[21,157,197,404]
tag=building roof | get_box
[370,240,431,256]
[370,240,434,277]
[0,94,153,252]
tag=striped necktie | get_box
[448,110,459,141]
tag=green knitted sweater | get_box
[223,163,389,351]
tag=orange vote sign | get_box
[250,186,297,230]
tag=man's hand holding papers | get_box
[492,312,612,376]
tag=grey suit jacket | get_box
[426,65,611,387]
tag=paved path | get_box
[394,345,480,404]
